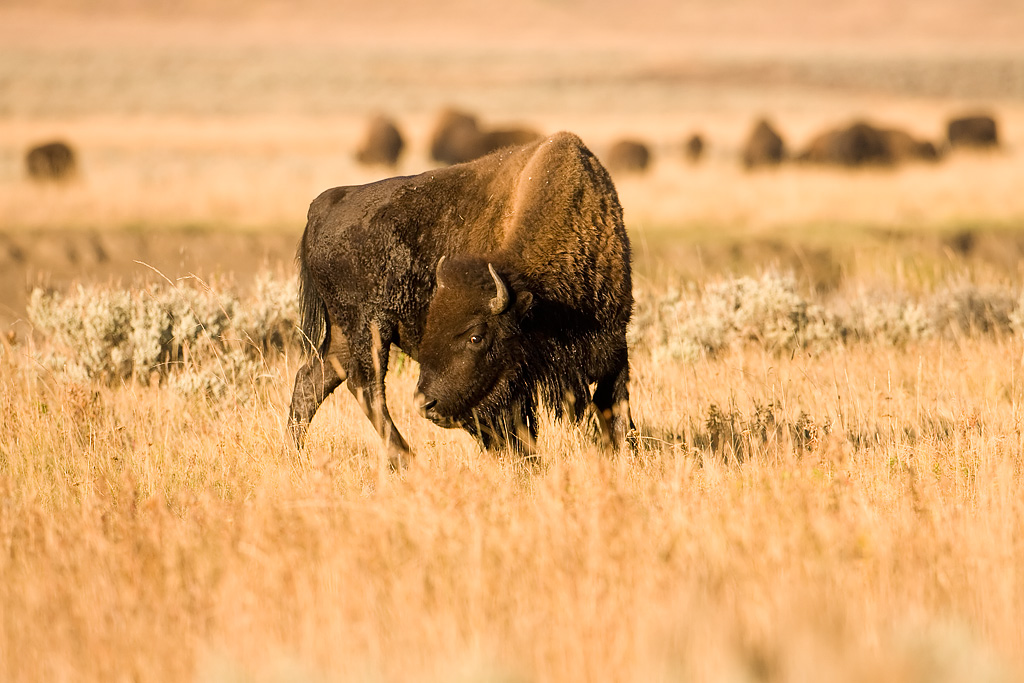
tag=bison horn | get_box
[435,255,448,289]
[488,263,510,314]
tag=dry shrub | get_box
[631,271,1024,360]
[27,273,299,399]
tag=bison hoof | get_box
[388,451,412,471]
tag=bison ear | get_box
[515,290,533,317]
[435,255,448,289]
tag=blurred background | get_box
[2,0,1024,333]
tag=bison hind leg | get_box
[287,325,350,449]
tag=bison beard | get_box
[288,131,633,467]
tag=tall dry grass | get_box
[3,304,1024,681]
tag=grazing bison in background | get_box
[742,119,786,169]
[289,132,634,466]
[355,115,405,167]
[685,134,705,163]
[479,128,543,153]
[605,139,651,175]
[947,114,999,148]
[882,128,940,163]
[429,108,482,165]
[797,121,939,166]
[429,108,541,165]
[25,140,77,181]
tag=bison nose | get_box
[421,398,437,412]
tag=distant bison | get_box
[742,119,786,169]
[25,141,77,181]
[605,139,651,175]
[429,108,541,165]
[882,128,940,163]
[429,108,483,165]
[947,114,999,148]
[685,134,705,163]
[797,121,938,166]
[479,128,543,153]
[355,115,405,167]
[289,132,634,466]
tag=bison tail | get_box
[297,241,329,359]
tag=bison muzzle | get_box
[288,132,634,467]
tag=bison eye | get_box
[469,334,484,345]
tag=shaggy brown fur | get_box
[742,119,786,169]
[25,140,77,181]
[355,115,405,167]
[289,132,633,466]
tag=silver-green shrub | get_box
[28,271,1024,391]
[28,275,299,398]
[631,272,1023,360]
[631,272,838,361]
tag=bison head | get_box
[415,255,533,425]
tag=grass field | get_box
[3,1,1024,681]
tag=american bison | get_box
[605,139,651,175]
[882,128,940,163]
[479,128,543,153]
[355,115,405,167]
[289,132,634,466]
[25,140,77,181]
[429,108,541,165]
[429,108,483,165]
[685,134,705,163]
[947,114,999,148]
[742,119,786,169]
[797,121,937,166]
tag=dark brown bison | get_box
[797,121,938,166]
[355,115,405,167]
[289,132,634,466]
[429,108,541,165]
[479,128,542,153]
[429,109,483,165]
[25,140,77,181]
[947,114,999,148]
[797,122,889,166]
[685,134,705,163]
[742,119,786,169]
[605,139,651,175]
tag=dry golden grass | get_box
[3,328,1024,682]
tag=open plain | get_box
[3,1,1024,681]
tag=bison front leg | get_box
[347,326,412,470]
[593,349,634,451]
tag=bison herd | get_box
[352,109,1002,176]
[733,113,998,171]
[21,110,1002,185]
